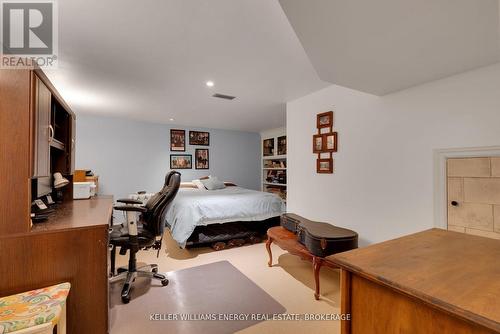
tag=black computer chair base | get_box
[110,251,168,304]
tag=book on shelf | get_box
[263,160,287,169]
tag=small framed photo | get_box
[317,111,333,129]
[189,131,210,146]
[170,154,192,169]
[170,129,186,151]
[313,134,324,153]
[277,136,287,155]
[195,149,209,169]
[324,132,338,152]
[317,158,333,174]
[263,138,274,156]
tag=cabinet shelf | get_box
[263,155,287,160]
[50,138,65,151]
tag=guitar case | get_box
[281,213,358,257]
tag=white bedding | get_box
[165,186,285,247]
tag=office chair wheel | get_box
[121,283,132,304]
[121,294,131,304]
[152,267,158,273]
[161,279,169,286]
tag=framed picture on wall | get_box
[195,149,209,169]
[263,138,274,156]
[324,132,338,152]
[313,134,324,153]
[170,129,186,151]
[189,131,210,146]
[317,111,334,129]
[277,135,287,155]
[170,154,192,169]
[317,158,333,173]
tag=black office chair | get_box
[109,171,181,303]
[109,171,178,276]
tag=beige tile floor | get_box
[114,231,341,334]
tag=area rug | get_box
[109,260,286,334]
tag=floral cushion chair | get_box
[0,283,70,334]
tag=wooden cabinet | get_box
[0,68,76,234]
[1,68,109,334]
[0,70,32,235]
[32,74,52,178]
[49,99,75,176]
[1,197,112,334]
[332,229,500,334]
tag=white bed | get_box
[165,186,285,248]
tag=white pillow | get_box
[192,179,206,190]
[200,176,226,190]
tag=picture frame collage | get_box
[170,130,210,170]
[313,111,337,173]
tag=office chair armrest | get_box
[114,205,147,213]
[116,198,143,205]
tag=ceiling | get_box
[45,0,327,132]
[279,0,500,95]
[47,0,500,131]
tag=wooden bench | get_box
[266,226,337,300]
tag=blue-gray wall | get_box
[76,114,261,199]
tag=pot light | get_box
[169,118,174,122]
[206,81,214,87]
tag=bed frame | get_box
[185,217,280,248]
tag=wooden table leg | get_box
[266,237,273,267]
[313,256,323,300]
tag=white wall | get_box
[76,115,261,199]
[287,63,500,246]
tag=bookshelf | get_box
[261,128,287,202]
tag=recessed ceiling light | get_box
[206,81,214,87]
[169,118,174,122]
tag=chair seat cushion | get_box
[0,282,70,333]
[110,224,155,248]
[128,193,156,205]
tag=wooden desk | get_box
[266,226,337,300]
[31,195,113,232]
[331,228,500,334]
[0,196,113,334]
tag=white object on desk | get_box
[34,199,47,210]
[73,182,93,199]
[89,183,97,197]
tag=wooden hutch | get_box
[0,66,111,333]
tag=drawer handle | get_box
[451,201,459,207]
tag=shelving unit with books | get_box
[261,128,287,202]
